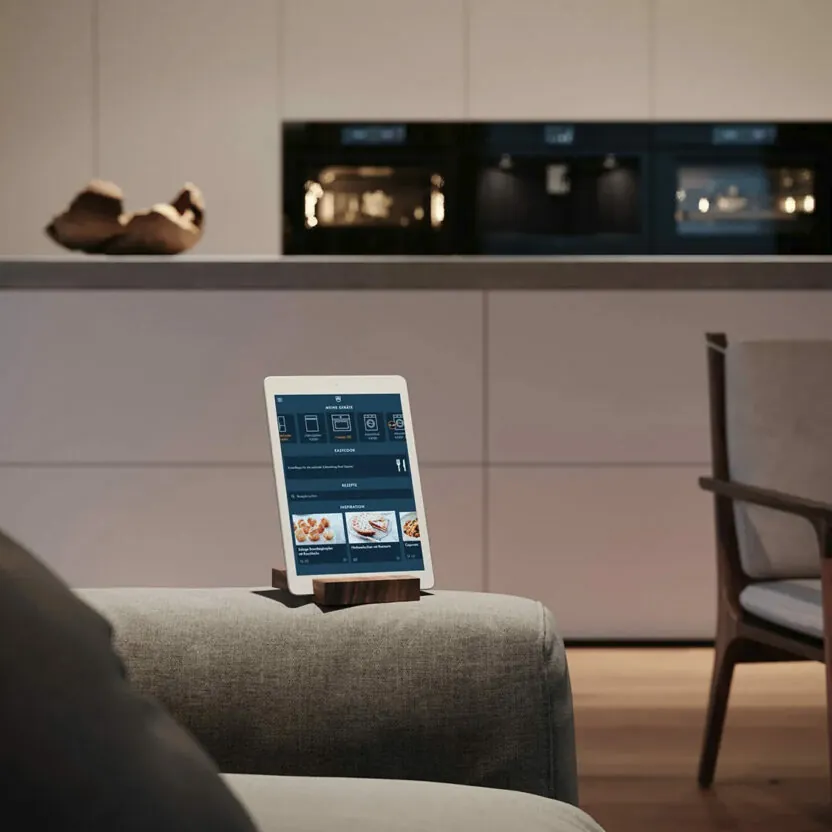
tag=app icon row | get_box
[278,412,406,444]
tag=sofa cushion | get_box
[739,579,824,641]
[0,530,257,832]
[225,774,604,832]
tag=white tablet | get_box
[264,375,435,596]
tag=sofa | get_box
[78,586,604,831]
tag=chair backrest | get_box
[724,339,832,580]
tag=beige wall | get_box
[3,0,832,256]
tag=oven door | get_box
[283,123,465,256]
[471,123,652,255]
[652,125,832,255]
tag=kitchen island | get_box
[2,257,831,639]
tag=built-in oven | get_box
[282,122,469,255]
[470,123,652,255]
[652,123,832,255]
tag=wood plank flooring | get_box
[568,648,831,831]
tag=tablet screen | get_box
[274,393,425,576]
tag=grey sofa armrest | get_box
[79,588,578,805]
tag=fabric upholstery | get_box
[739,579,824,641]
[0,531,256,832]
[224,774,604,832]
[80,587,579,806]
[725,340,832,579]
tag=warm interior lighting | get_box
[303,167,443,229]
[698,197,710,213]
[319,191,335,223]
[803,194,816,213]
[357,166,394,178]
[360,190,393,219]
[715,186,746,214]
[304,181,324,228]
[430,190,445,228]
[783,196,797,214]
[430,173,445,228]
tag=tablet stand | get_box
[271,568,420,606]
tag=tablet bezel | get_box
[264,375,435,596]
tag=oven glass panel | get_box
[304,166,445,231]
[675,164,816,237]
[477,154,642,237]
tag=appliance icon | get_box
[389,413,405,431]
[304,414,320,434]
[363,413,379,432]
[331,413,352,433]
[335,396,341,403]
[277,415,287,434]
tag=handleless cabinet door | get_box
[98,0,281,255]
[654,0,832,120]
[0,0,94,256]
[282,0,466,119]
[468,0,651,120]
[0,289,483,465]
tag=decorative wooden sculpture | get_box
[46,180,204,255]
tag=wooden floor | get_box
[569,648,831,831]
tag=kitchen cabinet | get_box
[98,0,281,255]
[488,466,715,639]
[0,0,95,256]
[654,0,832,120]
[0,289,484,465]
[282,0,466,119]
[467,0,651,120]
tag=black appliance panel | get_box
[472,123,652,255]
[283,123,469,255]
[652,123,832,255]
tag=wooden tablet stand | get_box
[271,568,420,606]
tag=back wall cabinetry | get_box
[2,280,832,639]
[4,0,832,256]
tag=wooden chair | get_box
[698,333,832,789]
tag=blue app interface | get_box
[275,393,424,576]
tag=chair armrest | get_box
[699,477,832,557]
[78,588,579,806]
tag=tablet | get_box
[264,375,435,596]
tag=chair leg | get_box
[825,659,832,796]
[821,558,832,793]
[698,636,739,788]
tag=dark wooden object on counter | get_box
[271,568,420,606]
[697,332,832,793]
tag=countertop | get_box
[3,256,832,290]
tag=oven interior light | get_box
[698,197,710,213]
[430,190,445,228]
[783,196,797,214]
[803,194,816,213]
[304,181,324,228]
